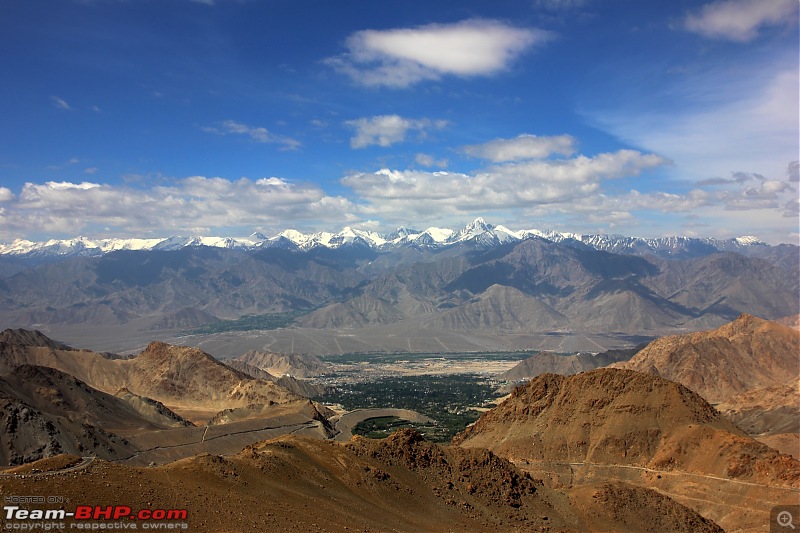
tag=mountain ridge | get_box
[615,313,800,404]
[0,331,301,422]
[1,231,796,345]
[454,367,800,486]
[0,217,777,259]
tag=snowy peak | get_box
[466,217,491,232]
[450,217,494,244]
[448,218,526,247]
[734,236,765,246]
[387,226,420,241]
[271,227,386,250]
[0,219,776,259]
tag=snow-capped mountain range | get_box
[0,217,768,259]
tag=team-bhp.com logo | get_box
[4,504,189,529]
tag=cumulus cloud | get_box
[683,0,797,42]
[345,115,448,148]
[327,19,551,87]
[462,133,576,162]
[721,179,795,210]
[0,188,14,202]
[1,177,355,239]
[691,169,797,212]
[341,149,669,220]
[203,120,300,150]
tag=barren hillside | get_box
[617,314,799,404]
[0,432,723,532]
[0,330,300,422]
[454,368,800,530]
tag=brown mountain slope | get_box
[0,397,134,465]
[114,388,194,430]
[0,331,300,422]
[0,433,723,532]
[125,342,299,417]
[499,345,642,381]
[233,349,329,378]
[0,365,147,465]
[716,379,800,458]
[0,328,71,351]
[0,364,188,434]
[616,314,800,404]
[565,482,723,533]
[454,368,799,487]
[777,313,800,330]
[454,368,799,531]
[224,359,327,398]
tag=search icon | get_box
[778,510,795,529]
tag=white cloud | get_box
[341,149,669,221]
[721,178,795,210]
[42,181,101,190]
[1,177,355,239]
[415,153,448,168]
[203,120,300,151]
[683,0,797,42]
[0,188,14,202]
[345,115,448,149]
[578,189,712,214]
[50,96,71,110]
[538,168,797,241]
[327,19,551,87]
[463,133,576,162]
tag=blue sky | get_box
[0,0,797,243]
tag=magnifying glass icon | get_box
[778,510,796,529]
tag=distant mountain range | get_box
[0,219,797,343]
[0,217,779,259]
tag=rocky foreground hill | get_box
[617,313,800,403]
[0,329,327,467]
[615,313,800,457]
[0,317,797,531]
[454,367,799,531]
[1,430,724,532]
[455,368,798,485]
